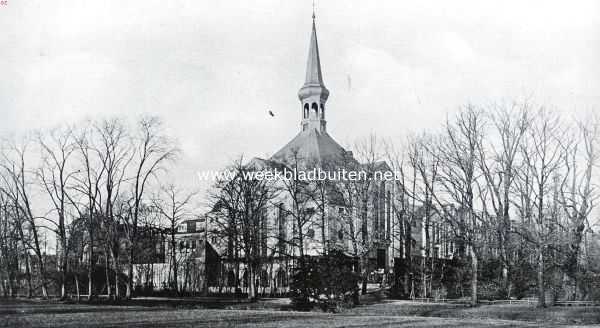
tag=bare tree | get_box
[36,126,78,299]
[0,191,19,298]
[434,106,486,306]
[558,116,599,299]
[209,156,277,300]
[476,102,529,297]
[406,133,442,298]
[153,184,196,293]
[277,149,315,265]
[0,140,49,298]
[515,108,565,307]
[124,116,178,298]
[95,119,132,299]
[383,138,415,298]
[348,134,387,294]
[71,124,106,300]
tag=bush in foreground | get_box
[290,250,360,312]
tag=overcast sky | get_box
[1,0,599,199]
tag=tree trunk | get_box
[75,274,80,303]
[59,229,68,300]
[88,228,94,301]
[39,263,48,299]
[537,245,545,308]
[24,252,32,298]
[421,257,427,298]
[470,246,478,307]
[105,255,111,299]
[60,244,68,300]
[247,265,256,300]
[113,253,120,299]
[61,273,66,300]
[126,249,133,298]
[171,233,178,293]
[361,255,367,294]
[501,265,509,298]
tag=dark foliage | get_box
[290,250,360,312]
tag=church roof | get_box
[270,128,347,165]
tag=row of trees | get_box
[208,101,600,307]
[2,101,599,308]
[0,116,180,300]
[388,102,600,306]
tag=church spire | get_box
[298,10,329,133]
[304,13,325,87]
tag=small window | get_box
[311,102,318,117]
[338,229,344,240]
[191,240,196,249]
[320,104,325,119]
[307,228,315,238]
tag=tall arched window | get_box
[311,102,318,118]
[303,103,309,119]
[320,104,325,119]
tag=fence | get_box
[409,297,598,307]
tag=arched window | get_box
[320,104,325,119]
[303,103,309,119]
[311,102,318,118]
[338,229,344,240]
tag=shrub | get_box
[290,250,360,312]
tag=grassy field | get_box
[347,301,600,326]
[1,299,599,328]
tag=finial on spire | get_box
[312,0,316,20]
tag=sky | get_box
[1,0,599,205]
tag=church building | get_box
[204,13,400,295]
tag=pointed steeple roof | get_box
[304,16,324,86]
[271,12,345,165]
[298,14,329,102]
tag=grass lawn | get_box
[1,299,599,327]
[347,300,600,326]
